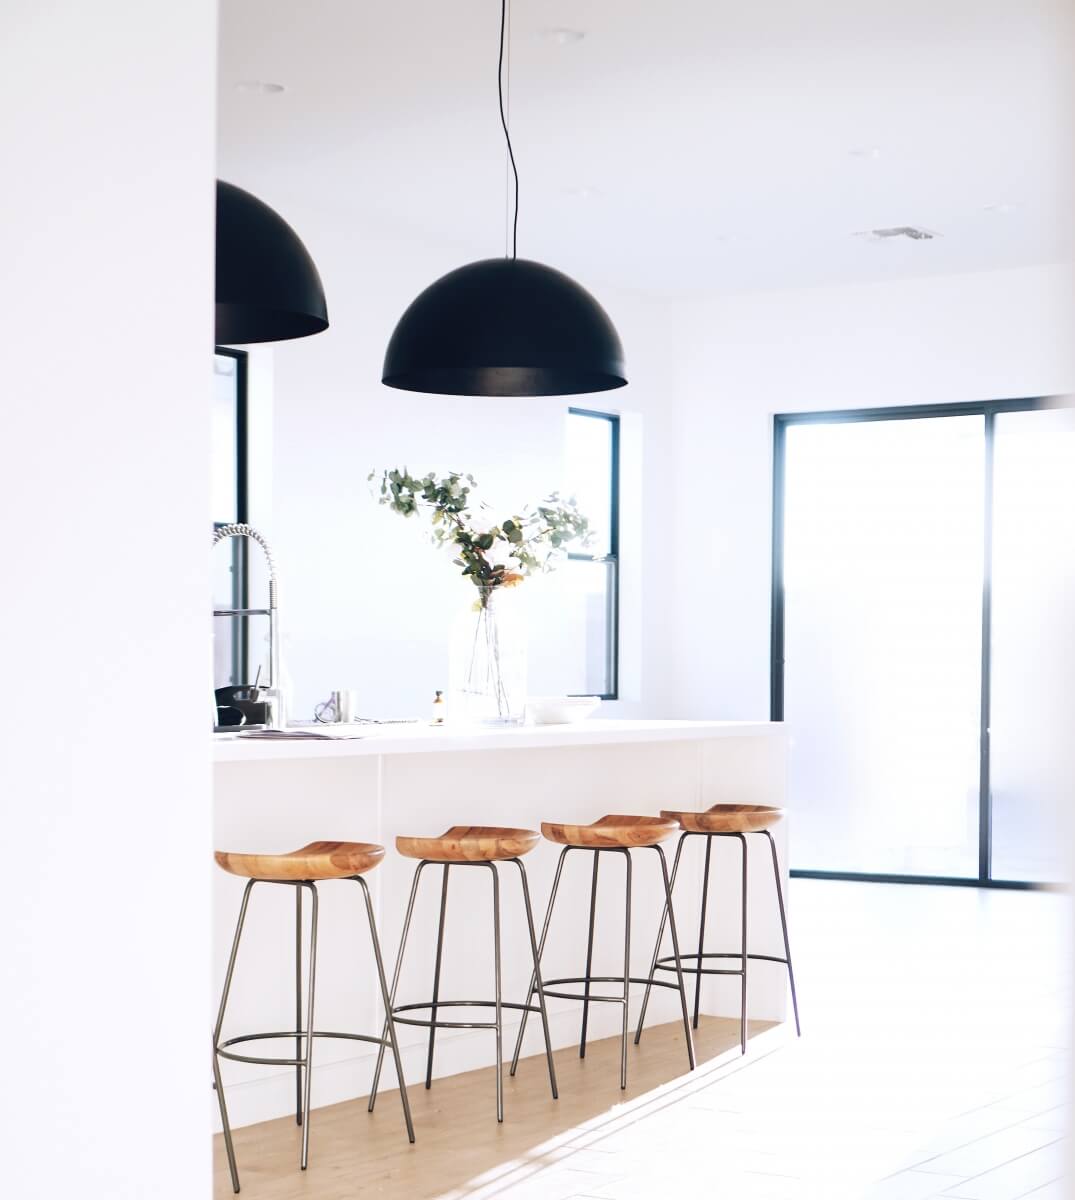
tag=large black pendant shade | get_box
[215,180,328,345]
[382,257,627,396]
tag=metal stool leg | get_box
[511,858,558,1099]
[294,885,303,1125]
[693,836,713,1030]
[764,829,801,1036]
[619,848,632,1089]
[425,865,450,1089]
[487,863,504,1122]
[653,844,696,1071]
[370,861,429,1111]
[213,1040,240,1194]
[299,882,318,1170]
[579,851,600,1058]
[354,875,415,1143]
[213,879,254,1195]
[736,833,748,1054]
[510,846,570,1075]
[634,832,688,1044]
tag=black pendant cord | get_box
[497,0,519,260]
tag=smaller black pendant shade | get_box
[382,258,627,396]
[215,180,329,345]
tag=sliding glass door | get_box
[989,407,1075,883]
[772,399,1071,887]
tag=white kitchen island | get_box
[213,719,790,1128]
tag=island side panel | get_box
[212,728,789,1129]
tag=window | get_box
[565,408,620,698]
[212,348,249,686]
[549,409,620,699]
[771,399,1073,888]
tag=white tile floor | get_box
[548,878,1073,1200]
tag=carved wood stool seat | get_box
[658,803,784,835]
[395,825,541,863]
[540,813,679,848]
[214,840,385,880]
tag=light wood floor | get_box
[214,1013,763,1199]
[215,882,1072,1200]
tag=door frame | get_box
[213,346,250,683]
[770,396,1061,890]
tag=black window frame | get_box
[567,407,620,701]
[213,346,250,683]
[771,396,1068,891]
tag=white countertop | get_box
[212,718,783,762]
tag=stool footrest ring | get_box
[652,951,789,978]
[390,998,546,1032]
[216,1029,389,1068]
[537,974,685,1006]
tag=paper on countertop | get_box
[233,728,367,741]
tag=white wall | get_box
[664,262,1075,721]
[258,211,1073,731]
[0,4,216,1197]
[256,202,682,721]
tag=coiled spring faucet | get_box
[212,523,286,729]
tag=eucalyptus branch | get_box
[370,468,591,600]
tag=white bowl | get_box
[526,696,601,725]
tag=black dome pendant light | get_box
[382,0,626,396]
[215,180,329,345]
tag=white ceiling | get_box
[218,0,1073,298]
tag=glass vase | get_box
[449,584,527,726]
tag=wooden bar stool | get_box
[212,841,414,1193]
[510,815,696,1090]
[367,826,557,1123]
[634,804,801,1056]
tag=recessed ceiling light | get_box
[849,146,882,160]
[853,225,940,242]
[235,80,285,95]
[541,28,586,46]
[983,202,1017,215]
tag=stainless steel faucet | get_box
[212,523,286,729]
